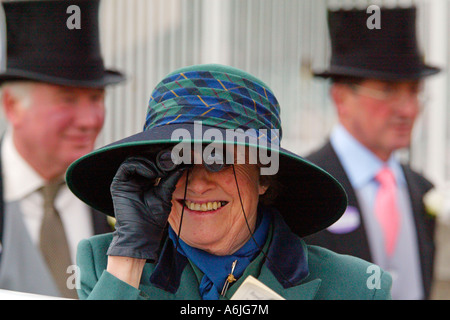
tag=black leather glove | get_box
[107,156,187,262]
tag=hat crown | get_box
[315,6,440,80]
[331,7,420,71]
[0,0,124,86]
[144,64,282,143]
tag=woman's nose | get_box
[186,165,215,195]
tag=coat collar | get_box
[265,211,309,288]
[148,211,322,299]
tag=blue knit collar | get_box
[168,206,271,299]
[149,207,310,296]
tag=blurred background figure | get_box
[0,0,124,298]
[305,6,440,300]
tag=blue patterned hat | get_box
[67,64,347,237]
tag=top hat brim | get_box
[66,123,348,238]
[314,7,442,82]
[0,68,125,88]
[313,64,441,81]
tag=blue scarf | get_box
[168,207,271,300]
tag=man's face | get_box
[333,79,423,161]
[5,83,106,180]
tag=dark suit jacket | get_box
[304,141,436,299]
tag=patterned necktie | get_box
[40,181,78,299]
[374,167,401,257]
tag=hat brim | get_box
[66,123,347,238]
[313,64,441,81]
[0,68,125,88]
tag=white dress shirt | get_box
[1,129,94,264]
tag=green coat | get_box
[76,213,392,300]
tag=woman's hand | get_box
[107,156,187,262]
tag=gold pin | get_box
[221,260,238,297]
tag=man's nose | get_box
[74,101,105,128]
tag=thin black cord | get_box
[176,167,189,247]
[164,167,189,291]
[231,164,293,287]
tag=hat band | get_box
[331,52,425,76]
[145,98,281,141]
[7,57,106,81]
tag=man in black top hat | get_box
[0,0,124,298]
[306,6,439,299]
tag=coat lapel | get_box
[401,164,435,298]
[256,264,322,300]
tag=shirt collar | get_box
[330,124,406,188]
[1,129,46,201]
[167,206,271,299]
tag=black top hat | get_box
[0,0,124,88]
[314,7,440,80]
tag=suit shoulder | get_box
[305,142,332,163]
[307,244,370,273]
[305,142,342,174]
[306,245,392,300]
[78,232,113,255]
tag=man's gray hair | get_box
[0,81,34,109]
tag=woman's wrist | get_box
[106,256,146,289]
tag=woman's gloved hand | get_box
[107,156,187,263]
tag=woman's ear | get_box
[258,184,269,196]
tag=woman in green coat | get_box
[67,64,392,300]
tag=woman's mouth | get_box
[182,200,229,212]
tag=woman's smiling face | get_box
[168,158,268,256]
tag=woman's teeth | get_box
[184,200,227,212]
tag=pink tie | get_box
[375,167,401,256]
